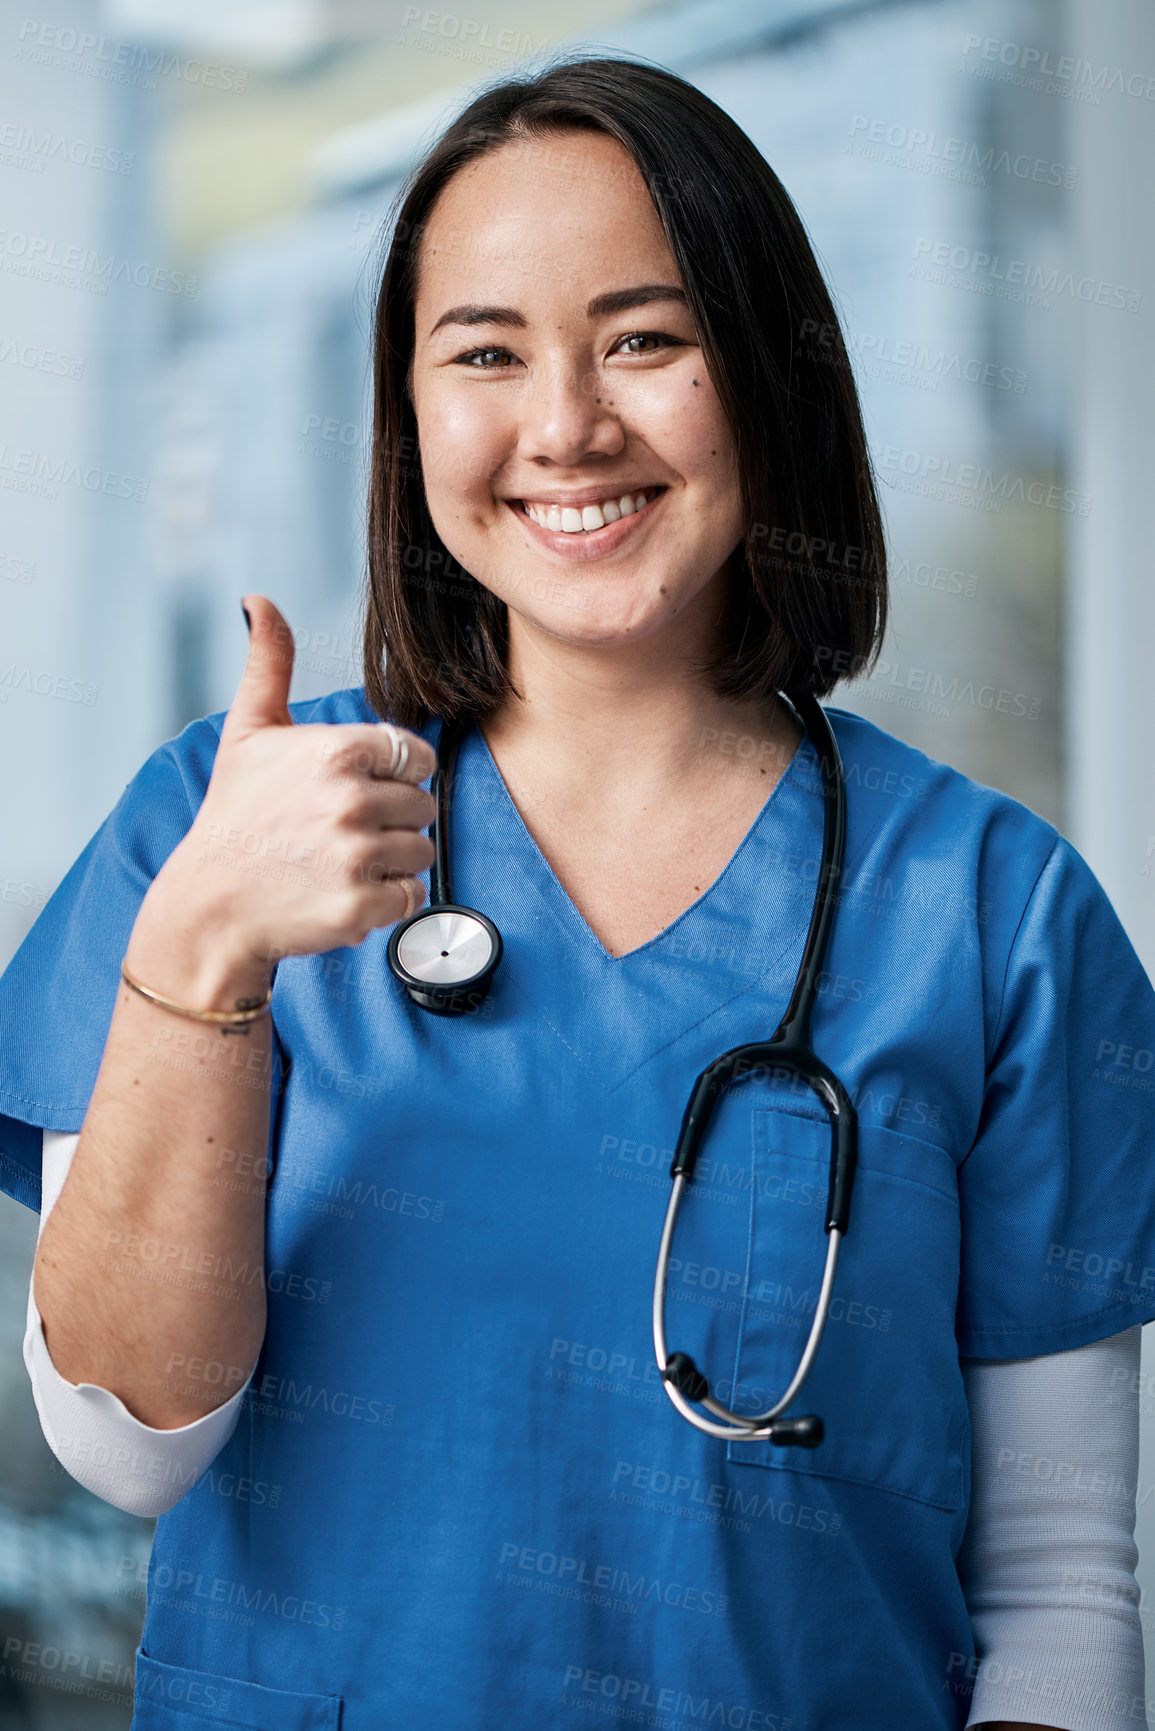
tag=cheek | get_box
[416,385,504,500]
[685,386,737,475]
[618,371,736,481]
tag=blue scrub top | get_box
[3,690,1155,1731]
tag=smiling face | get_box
[409,129,745,667]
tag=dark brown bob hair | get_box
[364,55,887,728]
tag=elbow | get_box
[37,1416,208,1517]
[38,1415,237,1518]
[25,1327,250,1519]
[62,1461,195,1520]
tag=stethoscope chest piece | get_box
[387,903,502,1017]
[385,717,503,1016]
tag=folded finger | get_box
[311,724,439,788]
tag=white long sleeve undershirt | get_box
[25,1130,255,1518]
[960,1333,1146,1730]
[24,1131,1147,1727]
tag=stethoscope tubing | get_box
[652,1172,844,1438]
[652,691,857,1443]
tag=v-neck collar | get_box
[464,719,812,965]
[440,715,829,1093]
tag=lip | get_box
[506,487,667,561]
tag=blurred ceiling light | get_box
[308,84,477,197]
[103,0,334,69]
[305,0,891,198]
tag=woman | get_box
[1,56,1152,1731]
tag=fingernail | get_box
[241,602,252,634]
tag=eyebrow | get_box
[428,283,688,336]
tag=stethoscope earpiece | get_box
[662,1352,824,1449]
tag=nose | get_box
[516,355,626,467]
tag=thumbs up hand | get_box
[128,596,438,1006]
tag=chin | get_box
[521,593,683,648]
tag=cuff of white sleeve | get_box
[25,1305,256,1518]
[963,1613,1147,1730]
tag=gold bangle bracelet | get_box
[120,959,275,1025]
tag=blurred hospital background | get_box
[1,0,1154,1720]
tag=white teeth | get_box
[522,489,654,532]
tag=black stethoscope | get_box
[387,694,858,1447]
[386,717,504,1016]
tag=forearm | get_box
[33,871,274,1428]
[26,1130,254,1515]
[34,600,435,1431]
[961,1330,1144,1731]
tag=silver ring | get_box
[381,724,410,781]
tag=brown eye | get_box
[619,332,692,356]
[458,347,516,369]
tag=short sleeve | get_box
[0,717,224,1211]
[957,835,1155,1356]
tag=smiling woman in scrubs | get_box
[2,56,1154,1731]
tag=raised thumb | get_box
[224,594,295,735]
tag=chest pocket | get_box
[722,1107,968,1511]
[133,1651,340,1730]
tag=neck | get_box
[480,605,803,811]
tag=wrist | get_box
[129,856,275,1012]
